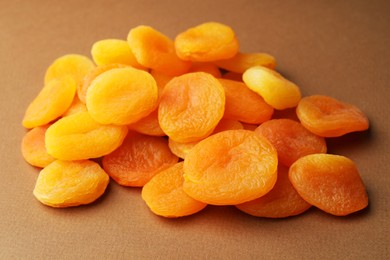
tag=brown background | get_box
[1,0,389,259]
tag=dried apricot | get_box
[127,25,191,76]
[127,109,165,137]
[175,22,239,62]
[21,125,55,168]
[219,78,274,124]
[236,165,311,218]
[62,96,87,117]
[22,76,76,129]
[33,160,109,207]
[289,154,368,216]
[188,62,222,78]
[243,66,301,110]
[296,95,369,137]
[86,67,158,125]
[45,112,128,160]
[215,52,276,73]
[142,162,207,218]
[158,72,225,143]
[255,119,327,166]
[102,131,179,187]
[183,130,278,205]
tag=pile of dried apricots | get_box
[22,22,370,218]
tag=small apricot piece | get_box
[102,131,179,187]
[236,165,311,218]
[175,22,239,62]
[128,109,165,136]
[33,160,109,207]
[243,66,301,110]
[296,95,369,137]
[222,71,243,82]
[289,154,368,216]
[142,162,207,218]
[62,96,87,117]
[21,125,55,168]
[22,77,76,129]
[215,52,276,73]
[219,78,274,124]
[91,39,145,69]
[86,67,158,125]
[158,72,225,143]
[127,25,191,76]
[44,54,95,86]
[188,62,222,78]
[255,119,327,166]
[183,130,278,205]
[78,63,129,103]
[45,112,128,160]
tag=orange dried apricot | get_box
[188,62,222,78]
[62,96,87,117]
[219,78,274,124]
[22,76,76,129]
[175,22,239,62]
[243,66,301,110]
[91,39,145,69]
[45,112,128,160]
[33,160,109,207]
[255,119,327,166]
[222,71,243,82]
[236,165,311,218]
[127,25,191,76]
[289,154,368,216]
[127,109,165,137]
[86,67,158,125]
[21,125,55,168]
[142,162,207,218]
[215,52,276,73]
[296,95,369,137]
[183,130,278,205]
[44,54,95,86]
[158,72,225,143]
[102,131,179,187]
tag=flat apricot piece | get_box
[183,130,278,205]
[45,112,128,160]
[219,78,274,124]
[22,77,76,129]
[158,72,225,143]
[168,119,243,159]
[91,39,145,69]
[44,54,95,86]
[215,52,276,73]
[142,162,207,218]
[86,67,158,125]
[21,125,55,168]
[127,109,165,136]
[175,22,239,62]
[127,25,191,76]
[33,160,109,207]
[289,154,368,216]
[236,165,311,218]
[255,119,327,167]
[296,95,369,137]
[243,66,301,110]
[78,63,129,103]
[102,131,179,187]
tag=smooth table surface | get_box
[1,0,389,259]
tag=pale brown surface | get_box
[1,0,389,259]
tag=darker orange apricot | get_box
[215,52,276,73]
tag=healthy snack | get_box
[289,154,368,216]
[102,131,178,187]
[183,130,278,205]
[142,162,207,218]
[296,95,370,137]
[33,160,109,207]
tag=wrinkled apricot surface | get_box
[103,131,178,187]
[33,160,109,207]
[236,165,311,218]
[289,154,368,216]
[158,72,225,143]
[183,130,278,205]
[142,162,207,218]
[255,119,327,166]
[296,95,369,137]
